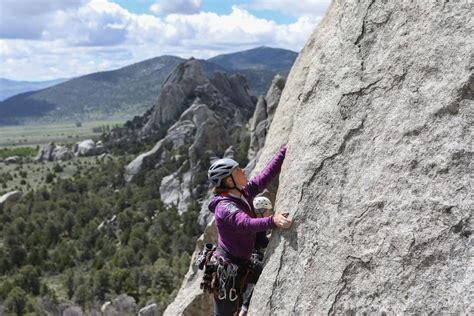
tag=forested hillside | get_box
[0,156,202,313]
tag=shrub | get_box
[45,173,56,183]
[53,164,64,173]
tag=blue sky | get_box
[0,0,331,81]
[113,0,297,23]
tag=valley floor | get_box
[0,120,124,148]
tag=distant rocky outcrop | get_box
[35,142,74,161]
[143,59,209,134]
[35,139,104,161]
[126,58,256,214]
[250,1,472,314]
[246,75,286,172]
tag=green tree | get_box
[0,247,11,274]
[15,265,41,295]
[64,269,75,300]
[9,246,27,267]
[5,287,27,316]
[53,164,64,173]
[93,269,110,301]
[64,211,75,236]
[44,219,61,246]
[110,268,132,294]
[74,284,90,310]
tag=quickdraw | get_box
[216,259,239,301]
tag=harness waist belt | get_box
[216,246,248,266]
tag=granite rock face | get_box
[250,0,473,314]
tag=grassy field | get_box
[0,157,107,194]
[0,120,124,148]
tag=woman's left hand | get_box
[273,211,292,229]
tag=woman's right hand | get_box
[273,211,292,229]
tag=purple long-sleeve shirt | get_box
[208,146,286,261]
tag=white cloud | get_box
[0,0,88,39]
[45,0,132,46]
[0,0,86,16]
[247,0,331,17]
[0,0,328,81]
[150,0,202,15]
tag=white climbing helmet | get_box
[253,196,272,210]
[208,158,239,187]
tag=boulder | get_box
[35,297,65,315]
[0,191,22,209]
[35,142,56,161]
[160,173,181,206]
[95,140,104,155]
[53,146,74,161]
[35,142,74,161]
[63,306,83,316]
[4,156,21,164]
[75,139,97,156]
[250,1,472,314]
[101,294,137,315]
[111,294,137,314]
[125,139,166,182]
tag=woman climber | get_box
[207,146,292,316]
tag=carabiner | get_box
[229,288,238,301]
[218,288,226,300]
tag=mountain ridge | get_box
[0,47,297,126]
[0,78,69,101]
